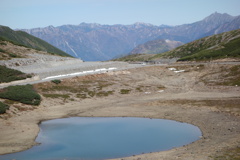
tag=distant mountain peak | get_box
[203,12,234,22]
[133,22,154,27]
[209,12,231,17]
[78,22,102,28]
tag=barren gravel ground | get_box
[0,53,143,79]
[0,56,240,160]
[0,53,145,88]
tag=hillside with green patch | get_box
[0,25,71,57]
[0,65,32,83]
[152,29,240,61]
[113,54,154,62]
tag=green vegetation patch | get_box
[77,93,87,99]
[0,48,6,53]
[0,101,9,114]
[113,54,154,62]
[0,41,7,45]
[0,65,32,83]
[120,89,131,94]
[8,53,19,58]
[0,85,41,105]
[136,87,144,92]
[51,79,61,84]
[87,91,95,97]
[96,91,114,97]
[135,85,165,92]
[43,93,70,99]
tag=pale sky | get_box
[1,0,240,29]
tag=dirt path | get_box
[0,63,239,160]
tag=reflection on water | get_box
[0,117,202,160]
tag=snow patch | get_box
[165,39,171,43]
[168,68,177,71]
[43,67,117,80]
[145,92,151,94]
[65,41,78,57]
[168,68,185,73]
[174,70,185,73]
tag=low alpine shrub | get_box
[0,101,9,114]
[0,84,41,105]
[51,79,61,84]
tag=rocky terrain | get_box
[22,12,240,61]
[0,61,239,160]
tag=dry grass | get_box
[200,65,240,86]
[35,73,122,102]
[155,99,240,116]
[212,146,240,160]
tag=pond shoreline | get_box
[1,117,201,160]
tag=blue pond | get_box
[0,117,202,160]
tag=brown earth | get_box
[0,62,240,160]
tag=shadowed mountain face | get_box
[22,12,240,61]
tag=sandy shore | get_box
[0,63,240,160]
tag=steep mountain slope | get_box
[153,29,240,61]
[0,25,71,57]
[22,12,240,61]
[129,39,183,54]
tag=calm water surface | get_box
[0,117,202,160]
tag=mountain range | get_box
[21,12,240,61]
